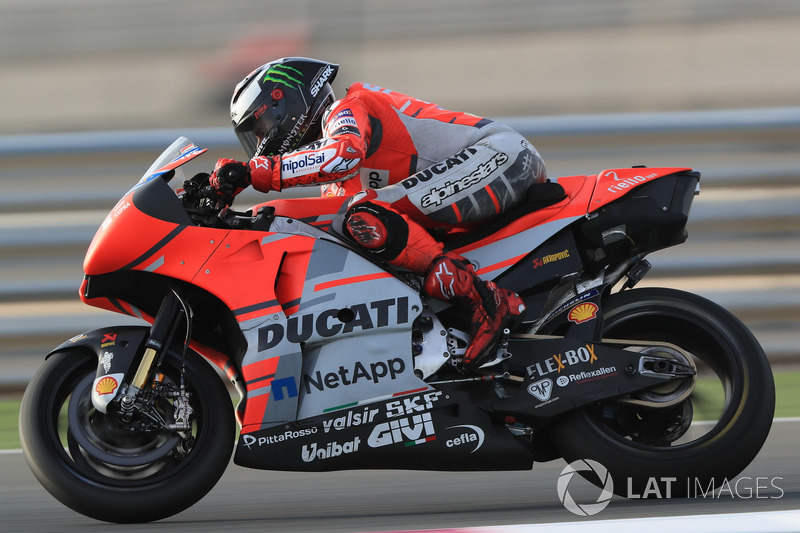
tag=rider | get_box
[209,57,547,368]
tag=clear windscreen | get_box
[136,137,207,187]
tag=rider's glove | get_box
[248,156,280,193]
[209,159,251,197]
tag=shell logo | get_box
[567,303,598,324]
[95,376,119,396]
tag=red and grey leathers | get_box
[215,82,546,366]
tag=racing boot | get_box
[423,253,526,368]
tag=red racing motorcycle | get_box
[19,137,775,522]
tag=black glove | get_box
[210,159,251,196]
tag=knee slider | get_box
[344,202,409,260]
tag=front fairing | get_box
[83,178,222,277]
[80,138,320,328]
[83,138,223,278]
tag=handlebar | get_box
[180,173,273,231]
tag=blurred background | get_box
[3,0,800,134]
[1,0,799,391]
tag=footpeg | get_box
[479,328,513,368]
[446,327,470,365]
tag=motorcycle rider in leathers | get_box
[209,57,547,368]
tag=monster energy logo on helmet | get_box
[263,64,306,89]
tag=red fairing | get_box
[83,194,229,278]
[589,167,691,212]
[81,188,319,323]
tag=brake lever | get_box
[217,204,231,221]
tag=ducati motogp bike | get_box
[19,137,775,522]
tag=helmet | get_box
[230,57,339,158]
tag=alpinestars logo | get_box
[431,261,456,299]
[263,64,305,89]
[420,152,508,208]
[347,214,386,247]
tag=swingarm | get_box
[489,334,697,418]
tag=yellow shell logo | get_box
[95,376,119,396]
[567,303,598,324]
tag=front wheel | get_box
[19,346,235,523]
[552,287,775,498]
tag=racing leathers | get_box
[213,82,547,367]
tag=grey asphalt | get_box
[1,419,797,531]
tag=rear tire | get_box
[19,347,235,522]
[552,288,775,498]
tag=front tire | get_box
[19,346,235,523]
[552,288,775,498]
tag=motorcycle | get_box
[19,137,775,523]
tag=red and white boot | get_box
[423,253,526,367]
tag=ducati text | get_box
[258,297,410,351]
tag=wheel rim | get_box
[67,373,183,472]
[587,297,746,450]
[46,355,203,485]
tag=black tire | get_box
[552,287,775,498]
[19,346,235,523]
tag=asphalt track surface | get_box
[1,419,797,532]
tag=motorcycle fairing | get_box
[79,138,699,450]
[453,168,691,279]
[80,168,428,431]
[249,196,350,233]
[232,229,427,432]
[83,177,228,278]
[589,167,691,212]
[89,138,208,266]
[494,229,583,316]
[234,387,534,472]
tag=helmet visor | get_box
[235,130,260,159]
[233,98,281,158]
[231,74,276,158]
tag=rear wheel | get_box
[552,288,775,497]
[19,346,234,522]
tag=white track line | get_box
[382,509,800,533]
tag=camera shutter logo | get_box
[557,459,614,516]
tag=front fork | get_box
[116,290,192,430]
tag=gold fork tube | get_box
[130,347,159,389]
